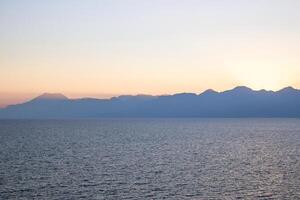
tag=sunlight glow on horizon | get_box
[1,0,300,107]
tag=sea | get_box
[0,119,299,199]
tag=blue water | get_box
[0,119,299,199]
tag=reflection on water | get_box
[0,119,299,199]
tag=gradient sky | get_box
[1,0,300,107]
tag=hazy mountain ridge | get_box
[1,86,300,118]
[33,93,69,101]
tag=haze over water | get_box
[1,119,299,199]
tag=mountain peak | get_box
[201,89,218,95]
[279,86,296,91]
[232,86,253,91]
[222,86,254,95]
[278,86,298,94]
[34,93,68,101]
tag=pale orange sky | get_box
[1,1,300,107]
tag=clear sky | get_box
[1,0,300,107]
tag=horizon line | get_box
[1,85,299,109]
[38,85,300,99]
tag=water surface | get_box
[0,119,299,199]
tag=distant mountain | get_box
[32,93,68,101]
[0,87,300,118]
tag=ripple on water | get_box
[0,119,299,199]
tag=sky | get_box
[1,0,300,107]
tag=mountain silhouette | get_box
[33,93,68,101]
[0,87,300,118]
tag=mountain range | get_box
[0,86,300,118]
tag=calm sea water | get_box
[0,119,299,199]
